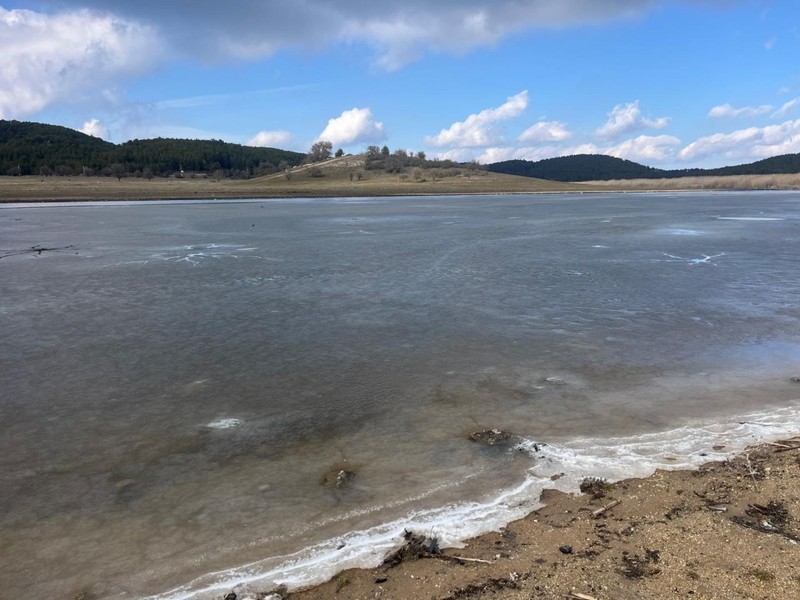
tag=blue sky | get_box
[1,1,798,168]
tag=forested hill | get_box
[0,120,305,177]
[488,153,800,182]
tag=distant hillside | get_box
[0,120,304,177]
[488,153,800,182]
[488,155,664,182]
[0,120,114,175]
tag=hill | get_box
[488,153,800,182]
[0,120,304,177]
[0,120,115,176]
[488,155,664,182]
[0,153,593,202]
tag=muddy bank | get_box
[252,438,800,600]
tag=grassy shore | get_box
[269,439,800,600]
[586,172,800,191]
[3,167,800,203]
[4,151,800,203]
[0,169,588,202]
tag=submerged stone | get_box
[322,468,357,488]
[470,428,512,446]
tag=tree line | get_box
[0,120,304,177]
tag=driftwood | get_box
[0,244,75,260]
[447,555,492,565]
[773,443,800,453]
[592,499,621,518]
[566,593,599,600]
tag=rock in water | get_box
[470,429,512,446]
[322,468,357,488]
[335,469,355,488]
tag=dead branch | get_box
[447,555,492,565]
[592,499,621,518]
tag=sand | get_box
[232,439,800,600]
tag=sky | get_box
[1,0,798,168]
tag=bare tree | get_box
[109,163,126,181]
[306,141,333,163]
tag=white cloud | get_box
[708,103,773,118]
[518,120,572,143]
[433,148,480,162]
[246,130,294,147]
[1,2,744,118]
[772,98,800,119]
[605,134,681,161]
[317,107,386,146]
[765,36,777,50]
[473,143,601,164]
[80,119,109,140]
[596,101,669,139]
[475,136,684,165]
[426,91,528,148]
[680,119,800,162]
[50,1,675,70]
[0,7,160,119]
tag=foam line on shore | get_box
[147,403,800,600]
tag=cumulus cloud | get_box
[679,119,800,162]
[708,103,773,118]
[426,91,528,148]
[80,119,109,139]
[475,144,598,163]
[475,136,680,164]
[0,7,160,119]
[606,134,681,161]
[246,130,294,147]
[595,101,669,139]
[518,120,572,143]
[317,107,386,146]
[3,2,743,117]
[772,98,800,119]
[38,1,681,70]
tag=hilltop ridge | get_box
[488,153,800,182]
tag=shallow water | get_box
[1,192,799,598]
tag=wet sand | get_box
[245,438,800,600]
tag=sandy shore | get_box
[231,438,800,600]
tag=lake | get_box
[2,192,799,598]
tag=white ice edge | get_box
[147,403,800,600]
[716,217,785,221]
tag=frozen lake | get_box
[2,192,799,598]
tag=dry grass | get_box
[587,173,800,191]
[5,164,797,203]
[0,167,591,203]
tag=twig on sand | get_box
[744,453,759,490]
[766,442,794,449]
[447,555,492,565]
[566,593,599,600]
[592,499,621,518]
[773,443,800,453]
